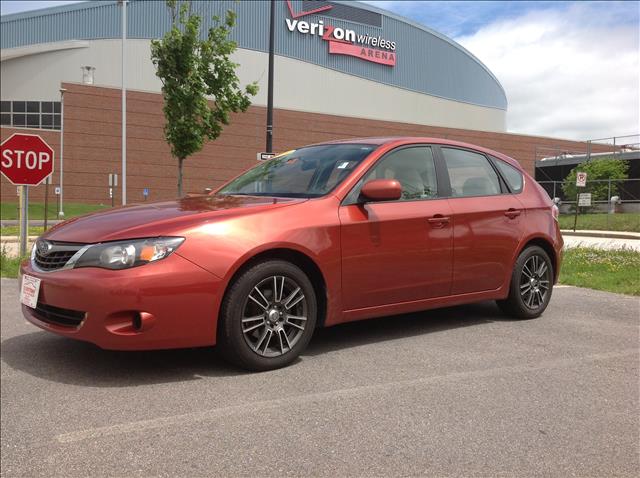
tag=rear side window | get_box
[493,158,524,193]
[441,148,501,197]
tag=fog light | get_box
[105,311,156,335]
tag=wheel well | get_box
[224,248,328,328]
[521,238,558,281]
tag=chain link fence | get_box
[534,134,639,231]
[538,179,639,211]
[537,179,640,231]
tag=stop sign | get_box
[1,133,55,186]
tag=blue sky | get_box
[2,1,639,139]
[1,1,83,16]
[364,1,639,38]
[4,1,637,38]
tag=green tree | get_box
[562,157,629,205]
[151,0,258,196]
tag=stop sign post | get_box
[1,133,55,256]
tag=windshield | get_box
[218,144,377,198]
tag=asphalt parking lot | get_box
[1,278,638,477]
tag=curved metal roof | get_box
[1,0,508,110]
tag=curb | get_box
[0,221,62,227]
[560,230,640,240]
[1,236,39,241]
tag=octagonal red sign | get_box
[0,133,55,186]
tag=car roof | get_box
[314,137,522,169]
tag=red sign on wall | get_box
[285,0,397,68]
[329,41,397,67]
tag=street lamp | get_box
[266,0,275,153]
[118,0,128,205]
[58,87,67,218]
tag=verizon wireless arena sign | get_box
[285,1,397,67]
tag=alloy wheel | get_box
[241,276,308,357]
[519,254,550,309]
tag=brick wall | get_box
[1,82,611,204]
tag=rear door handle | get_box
[427,215,450,227]
[504,208,522,219]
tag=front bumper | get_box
[19,253,223,350]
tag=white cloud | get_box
[456,3,639,140]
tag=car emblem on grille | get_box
[36,240,53,256]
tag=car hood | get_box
[43,195,305,243]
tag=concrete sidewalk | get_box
[561,229,640,240]
[0,220,62,227]
[1,237,38,257]
[560,230,640,251]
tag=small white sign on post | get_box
[576,172,588,187]
[109,173,118,187]
[257,152,276,161]
[54,186,61,195]
[578,193,592,207]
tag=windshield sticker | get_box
[337,161,352,169]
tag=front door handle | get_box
[427,215,450,227]
[504,208,522,219]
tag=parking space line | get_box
[56,349,638,444]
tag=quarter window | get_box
[357,146,438,201]
[441,148,501,197]
[492,157,523,193]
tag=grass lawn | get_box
[558,213,640,232]
[0,226,44,237]
[0,202,109,221]
[0,249,26,278]
[560,247,640,296]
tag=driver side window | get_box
[357,146,438,202]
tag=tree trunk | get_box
[177,157,184,197]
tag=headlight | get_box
[74,237,185,270]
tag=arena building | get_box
[0,0,608,204]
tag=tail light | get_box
[551,204,559,222]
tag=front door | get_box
[339,146,453,311]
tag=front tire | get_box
[497,246,554,319]
[218,260,317,371]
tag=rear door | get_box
[339,145,453,311]
[437,146,525,295]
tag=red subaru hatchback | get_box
[20,137,562,370]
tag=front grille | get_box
[35,250,77,270]
[33,241,84,271]
[32,302,85,327]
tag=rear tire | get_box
[217,260,317,371]
[497,245,553,319]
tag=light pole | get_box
[58,87,66,218]
[119,0,128,205]
[265,0,275,153]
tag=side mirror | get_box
[360,179,402,202]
